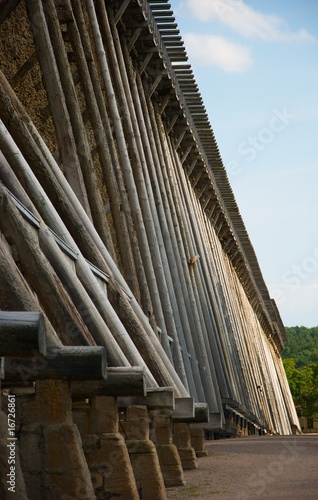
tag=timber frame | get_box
[0,1,300,498]
[117,0,285,351]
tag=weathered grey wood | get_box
[0,357,4,379]
[171,155,228,414]
[118,387,175,410]
[71,367,146,397]
[0,232,62,349]
[74,0,153,323]
[66,0,140,300]
[173,403,209,423]
[0,311,47,357]
[26,0,91,216]
[0,186,95,347]
[4,346,107,381]
[0,11,188,399]
[91,0,170,349]
[171,397,195,419]
[44,0,116,257]
[117,29,181,363]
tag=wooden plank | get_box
[0,357,4,379]
[171,397,194,419]
[71,367,146,397]
[173,403,209,423]
[0,311,47,357]
[118,386,175,409]
[4,346,107,382]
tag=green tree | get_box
[282,358,318,419]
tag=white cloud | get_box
[184,0,316,42]
[183,33,252,73]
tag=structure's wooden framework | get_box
[0,1,299,498]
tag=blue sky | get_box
[169,0,318,326]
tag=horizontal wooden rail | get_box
[3,346,107,382]
[0,311,46,357]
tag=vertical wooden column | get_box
[73,396,139,499]
[122,405,166,499]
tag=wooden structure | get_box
[0,0,299,498]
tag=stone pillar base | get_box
[156,444,185,487]
[127,439,167,499]
[73,396,139,499]
[177,447,198,470]
[19,422,96,499]
[84,432,139,500]
[190,426,208,457]
[173,422,198,470]
[151,412,185,487]
[0,408,28,499]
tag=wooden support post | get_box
[0,311,47,357]
[0,233,62,349]
[89,0,173,357]
[44,0,116,257]
[26,0,92,216]
[66,0,141,302]
[0,186,95,347]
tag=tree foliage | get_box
[282,326,318,367]
[282,326,318,419]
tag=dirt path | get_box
[167,435,318,499]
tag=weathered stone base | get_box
[156,443,186,487]
[73,396,139,499]
[151,412,185,487]
[177,447,198,470]
[173,422,198,470]
[19,422,95,499]
[84,432,139,500]
[0,408,28,499]
[127,439,167,499]
[190,426,208,457]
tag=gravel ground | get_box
[167,434,318,499]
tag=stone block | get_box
[89,433,139,499]
[178,448,198,470]
[19,428,43,473]
[152,414,172,445]
[156,444,185,487]
[190,425,208,457]
[127,440,166,500]
[173,422,191,448]
[126,405,148,419]
[91,396,118,434]
[121,417,150,440]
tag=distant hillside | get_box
[282,326,318,419]
[282,326,318,367]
